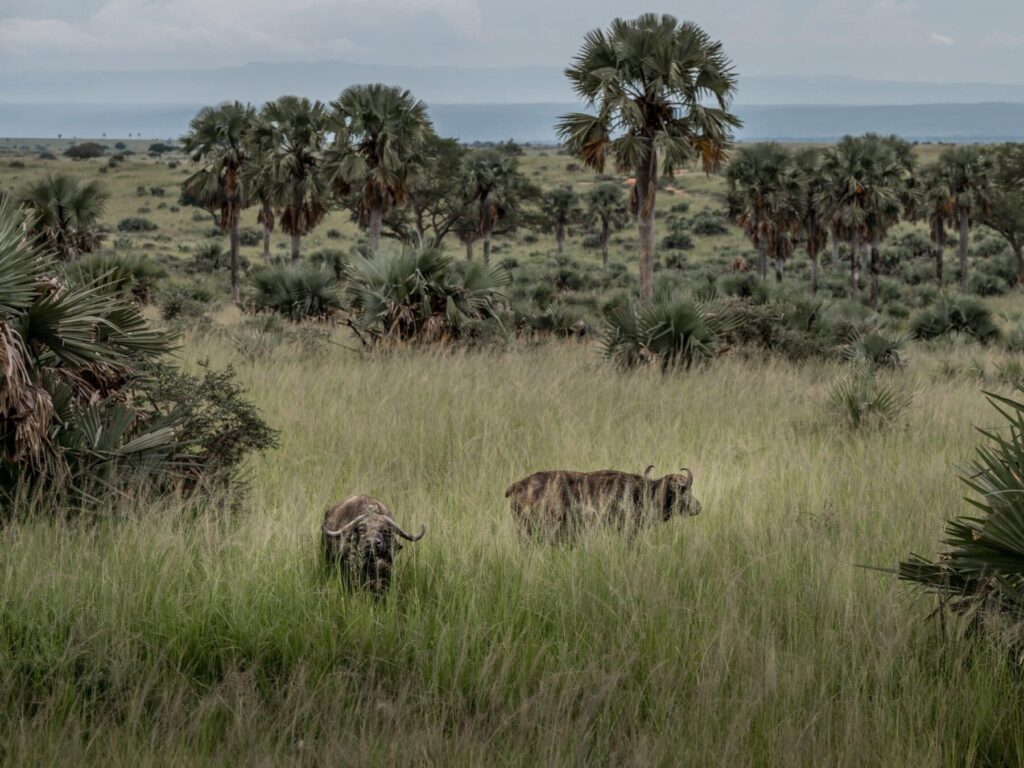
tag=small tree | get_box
[542,186,582,254]
[585,182,629,268]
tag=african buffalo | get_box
[505,465,700,541]
[321,495,425,594]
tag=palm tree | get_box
[463,149,525,264]
[792,148,829,295]
[544,186,582,254]
[557,13,740,301]
[982,143,1024,285]
[247,96,330,262]
[863,134,914,307]
[585,182,629,268]
[327,84,432,252]
[726,143,800,282]
[18,174,109,260]
[917,163,954,288]
[182,101,255,300]
[937,146,993,292]
[819,137,873,299]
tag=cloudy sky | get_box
[2,0,1023,82]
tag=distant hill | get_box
[4,61,1024,107]
[3,102,1024,144]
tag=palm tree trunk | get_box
[757,241,767,280]
[369,206,383,252]
[466,239,474,261]
[229,215,241,303]
[556,223,565,254]
[830,225,840,269]
[262,222,271,264]
[850,231,861,299]
[601,219,610,269]
[1015,241,1024,286]
[483,226,491,264]
[808,241,819,296]
[934,218,944,288]
[774,257,784,283]
[959,207,969,292]
[869,231,881,308]
[635,149,657,302]
[290,233,301,262]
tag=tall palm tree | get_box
[182,101,255,300]
[247,96,330,262]
[937,146,993,292]
[327,84,433,252]
[819,137,873,299]
[18,174,109,260]
[557,13,740,301]
[792,148,829,295]
[982,143,1024,285]
[463,149,525,264]
[726,143,800,282]
[863,134,914,307]
[544,186,582,254]
[585,181,629,268]
[916,163,954,288]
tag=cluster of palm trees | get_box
[183,89,549,301]
[183,89,436,300]
[726,136,1020,304]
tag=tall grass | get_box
[2,327,1024,765]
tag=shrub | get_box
[64,142,107,160]
[238,227,261,247]
[250,263,343,321]
[513,301,587,338]
[827,370,913,430]
[117,217,158,233]
[64,252,167,304]
[326,228,342,240]
[345,243,510,345]
[602,295,736,371]
[689,210,730,236]
[840,332,908,370]
[148,142,178,155]
[114,142,127,150]
[910,296,1000,344]
[0,198,272,504]
[897,385,1024,634]
[310,249,348,280]
[37,152,56,161]
[661,220,694,250]
[718,272,771,303]
[159,284,213,323]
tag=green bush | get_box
[250,263,343,322]
[64,252,167,304]
[345,243,510,345]
[117,217,158,233]
[827,370,913,430]
[841,332,908,370]
[689,210,730,236]
[0,197,271,504]
[602,295,736,371]
[64,142,107,160]
[909,295,1000,344]
[159,284,213,323]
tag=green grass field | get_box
[3,140,1024,765]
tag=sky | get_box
[2,0,1024,83]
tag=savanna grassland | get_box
[2,139,1024,766]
